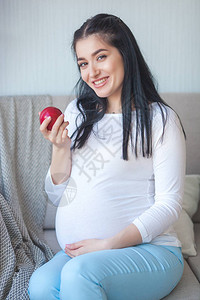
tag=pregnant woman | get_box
[28,13,186,300]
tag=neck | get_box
[106,101,136,114]
[106,103,122,114]
[106,108,122,114]
[106,95,122,114]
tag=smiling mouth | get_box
[93,77,109,87]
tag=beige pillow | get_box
[173,174,200,257]
[173,209,197,257]
[182,174,200,218]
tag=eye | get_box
[78,62,88,69]
[97,55,107,61]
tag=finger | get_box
[54,114,65,127]
[61,128,70,141]
[58,121,70,134]
[40,116,52,132]
[54,121,69,143]
[51,114,65,136]
[64,249,74,257]
[38,111,41,116]
[65,243,77,250]
[65,247,77,256]
[54,119,69,138]
[65,120,69,127]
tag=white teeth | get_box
[94,78,107,85]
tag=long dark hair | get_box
[71,13,184,160]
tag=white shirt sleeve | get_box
[133,107,186,243]
[45,168,70,206]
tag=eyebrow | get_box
[77,48,109,61]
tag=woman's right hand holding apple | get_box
[39,112,71,150]
[39,112,72,185]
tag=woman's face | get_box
[75,34,124,104]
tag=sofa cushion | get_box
[163,260,200,299]
[182,174,200,219]
[193,201,200,223]
[173,174,200,257]
[187,223,200,282]
[173,210,197,257]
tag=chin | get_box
[93,90,110,99]
[95,93,108,99]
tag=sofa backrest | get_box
[43,94,200,229]
[162,93,200,223]
[162,93,200,175]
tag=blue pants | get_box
[28,244,184,300]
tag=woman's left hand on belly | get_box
[64,239,110,257]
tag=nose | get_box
[88,62,100,78]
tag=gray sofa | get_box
[43,94,200,299]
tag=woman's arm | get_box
[40,111,72,206]
[132,107,186,243]
[40,113,72,185]
[42,99,79,206]
[105,223,142,249]
[50,141,72,185]
[45,168,70,206]
[64,224,142,257]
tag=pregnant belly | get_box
[55,192,135,250]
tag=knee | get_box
[61,253,100,285]
[60,253,107,299]
[61,256,85,284]
[28,268,43,300]
[28,266,58,300]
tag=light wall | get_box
[0,0,199,96]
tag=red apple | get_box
[40,106,62,130]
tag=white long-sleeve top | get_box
[45,99,186,250]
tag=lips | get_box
[92,77,109,88]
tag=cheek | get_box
[80,70,88,83]
[111,59,124,82]
[114,66,124,84]
[120,69,125,83]
[119,64,125,83]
